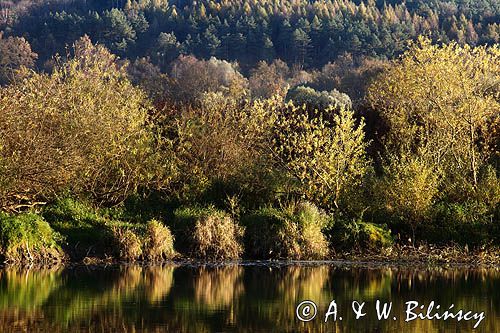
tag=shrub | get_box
[169,55,248,103]
[174,206,244,260]
[44,198,178,262]
[249,60,290,99]
[243,202,330,259]
[42,197,112,259]
[425,201,495,246]
[0,34,38,85]
[43,197,105,227]
[0,36,160,210]
[330,219,393,253]
[0,213,64,263]
[376,155,440,242]
[165,93,278,207]
[294,202,331,259]
[143,219,176,261]
[285,85,351,111]
[241,208,283,259]
[111,224,143,261]
[272,105,369,210]
[368,37,499,200]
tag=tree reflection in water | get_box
[0,264,497,332]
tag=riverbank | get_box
[3,246,498,268]
[335,245,500,267]
[0,198,498,267]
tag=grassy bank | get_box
[0,197,497,265]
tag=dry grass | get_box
[191,210,244,260]
[111,220,177,262]
[296,202,330,259]
[143,219,176,261]
[111,226,143,261]
[244,202,330,260]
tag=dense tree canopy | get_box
[0,36,160,210]
[369,37,499,197]
[0,1,498,250]
[1,0,498,70]
[0,32,37,84]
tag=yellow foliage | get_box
[0,36,163,209]
[272,103,369,209]
[368,36,500,197]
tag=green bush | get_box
[243,202,330,259]
[43,198,178,261]
[424,201,495,246]
[43,197,106,227]
[0,213,64,263]
[42,198,112,259]
[330,219,393,253]
[173,206,244,260]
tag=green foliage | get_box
[102,8,136,53]
[330,219,393,253]
[425,201,496,246]
[0,212,64,263]
[474,166,500,211]
[243,202,330,259]
[0,2,498,258]
[8,0,499,69]
[43,197,106,227]
[43,197,177,262]
[42,197,114,259]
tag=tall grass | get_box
[143,220,176,261]
[174,206,244,260]
[243,202,330,260]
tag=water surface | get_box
[0,262,498,332]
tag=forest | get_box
[0,0,498,264]
[1,0,499,69]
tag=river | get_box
[0,262,498,332]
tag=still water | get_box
[0,262,498,332]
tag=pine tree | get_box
[293,28,312,67]
[203,25,221,56]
